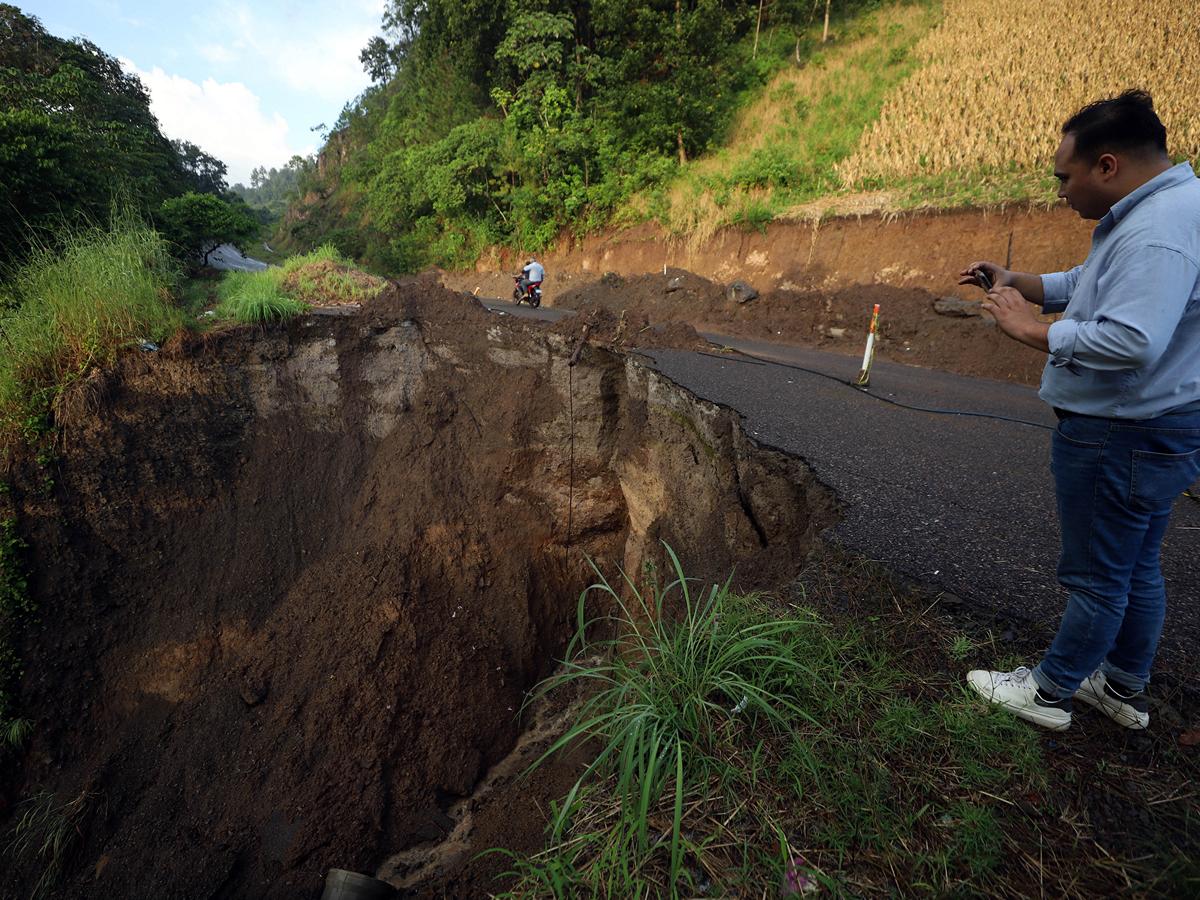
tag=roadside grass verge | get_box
[0,220,184,452]
[214,244,386,323]
[496,544,1200,897]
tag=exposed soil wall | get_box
[1,283,835,898]
[482,205,1093,301]
[445,206,1094,386]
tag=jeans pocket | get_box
[1056,417,1107,448]
[1130,447,1200,507]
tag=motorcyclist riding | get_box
[518,256,544,298]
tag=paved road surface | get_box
[483,299,1200,667]
[209,243,268,272]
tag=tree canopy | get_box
[283,0,874,272]
[157,192,260,266]
[0,4,231,264]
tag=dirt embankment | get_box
[1,282,835,898]
[444,205,1095,385]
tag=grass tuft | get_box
[4,790,90,899]
[215,270,306,323]
[0,218,184,449]
[212,243,384,323]
[497,543,1064,898]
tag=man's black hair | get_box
[1062,89,1168,161]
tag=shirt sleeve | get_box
[1040,265,1084,314]
[1046,243,1198,371]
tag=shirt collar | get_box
[1106,161,1196,225]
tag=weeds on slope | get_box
[3,789,91,899]
[0,217,184,451]
[213,243,385,323]
[496,544,1199,898]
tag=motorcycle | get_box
[512,275,542,308]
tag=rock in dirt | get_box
[665,275,686,293]
[933,296,983,317]
[727,280,759,304]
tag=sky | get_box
[20,0,386,185]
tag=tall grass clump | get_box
[0,220,183,446]
[499,544,1057,898]
[213,244,381,321]
[4,789,90,898]
[215,269,306,323]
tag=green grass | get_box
[215,269,306,323]
[214,244,384,322]
[0,218,185,448]
[498,544,1045,898]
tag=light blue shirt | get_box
[1039,162,1200,419]
[523,261,544,282]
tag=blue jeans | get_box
[1033,409,1200,698]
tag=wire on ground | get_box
[697,348,1054,431]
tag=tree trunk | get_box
[677,129,687,165]
[822,0,831,43]
[753,0,764,59]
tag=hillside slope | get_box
[285,0,1200,273]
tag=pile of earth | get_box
[551,268,1047,386]
[0,282,834,898]
[546,301,712,353]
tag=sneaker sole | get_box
[966,680,1072,731]
[1075,687,1149,730]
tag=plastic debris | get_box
[730,695,749,715]
[138,340,159,352]
[782,855,819,896]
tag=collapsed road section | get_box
[1,282,836,898]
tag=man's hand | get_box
[982,286,1051,352]
[958,261,1010,290]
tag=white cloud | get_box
[122,59,313,185]
[216,2,378,104]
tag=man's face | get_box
[1053,133,1112,220]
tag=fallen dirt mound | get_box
[2,283,835,899]
[547,301,712,353]
[554,268,1046,385]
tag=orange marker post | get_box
[853,303,880,387]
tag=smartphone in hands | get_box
[973,268,994,291]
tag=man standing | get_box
[959,90,1200,731]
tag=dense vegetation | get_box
[282,0,894,272]
[231,156,314,222]
[0,5,257,267]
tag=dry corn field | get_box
[837,0,1200,186]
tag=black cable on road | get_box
[482,299,1053,431]
[697,349,1054,431]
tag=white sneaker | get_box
[966,666,1073,731]
[1074,670,1150,730]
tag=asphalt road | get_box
[483,299,1200,667]
[209,243,268,272]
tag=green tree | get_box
[157,192,259,266]
[0,5,230,264]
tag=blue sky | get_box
[20,0,385,184]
